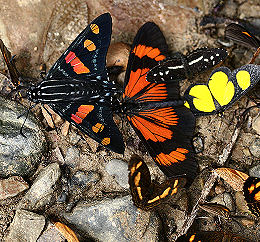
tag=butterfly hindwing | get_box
[146,47,227,83]
[128,155,179,210]
[46,13,112,80]
[243,177,260,217]
[0,39,21,87]
[127,103,197,181]
[184,64,260,116]
[49,102,124,154]
[225,23,260,49]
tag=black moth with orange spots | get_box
[128,155,179,210]
[26,13,125,154]
[25,13,197,182]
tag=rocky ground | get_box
[0,0,259,241]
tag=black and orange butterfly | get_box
[26,13,124,154]
[128,155,180,210]
[120,22,197,181]
[176,231,253,242]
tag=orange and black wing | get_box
[123,22,197,182]
[225,23,260,49]
[0,39,21,87]
[176,231,252,242]
[243,177,260,217]
[123,22,181,103]
[128,155,179,210]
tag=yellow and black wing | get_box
[184,64,260,116]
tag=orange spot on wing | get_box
[129,107,178,142]
[156,148,189,166]
[92,123,104,133]
[84,39,96,51]
[65,51,90,74]
[101,137,110,145]
[71,105,94,124]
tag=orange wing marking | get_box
[155,148,189,166]
[129,107,178,142]
[124,68,168,101]
[133,44,165,61]
[101,138,110,145]
[71,105,94,124]
[242,31,252,37]
[65,51,90,74]
[84,39,96,51]
[92,123,104,133]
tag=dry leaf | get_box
[214,168,249,191]
[54,222,79,242]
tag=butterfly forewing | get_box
[146,47,227,83]
[46,13,112,80]
[128,155,179,210]
[225,23,260,49]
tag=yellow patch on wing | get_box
[236,70,251,90]
[208,71,235,106]
[189,85,215,112]
[90,24,99,34]
[255,191,260,201]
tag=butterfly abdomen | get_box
[27,78,117,104]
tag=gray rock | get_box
[235,191,251,214]
[249,164,260,178]
[252,115,260,135]
[65,146,80,167]
[105,159,129,189]
[37,222,66,242]
[249,138,260,158]
[0,96,46,177]
[5,209,45,242]
[19,163,61,210]
[210,192,234,211]
[0,176,29,200]
[63,195,160,241]
[71,170,101,188]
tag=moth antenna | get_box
[19,101,35,137]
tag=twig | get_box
[171,172,218,241]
